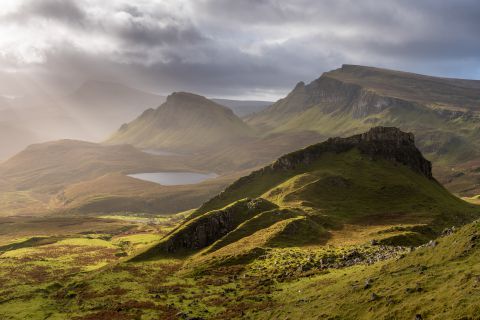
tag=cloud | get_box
[6,0,87,26]
[0,0,479,99]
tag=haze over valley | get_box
[0,1,480,319]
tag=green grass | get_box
[175,149,479,261]
[253,219,480,319]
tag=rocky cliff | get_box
[133,198,276,257]
[245,65,480,167]
[273,126,432,178]
[198,127,433,216]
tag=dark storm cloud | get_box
[113,19,205,48]
[1,0,480,99]
[11,0,86,26]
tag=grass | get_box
[0,205,478,319]
[254,219,480,319]
[172,149,479,262]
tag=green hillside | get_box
[253,218,480,319]
[107,92,255,152]
[0,127,479,319]
[139,127,479,262]
[245,65,480,195]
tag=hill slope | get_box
[0,140,187,192]
[0,140,221,215]
[253,218,480,319]
[137,127,479,260]
[247,65,480,165]
[107,92,254,152]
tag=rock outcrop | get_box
[273,126,432,179]
[206,127,432,210]
[134,199,276,256]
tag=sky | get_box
[0,0,480,100]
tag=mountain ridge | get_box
[245,64,480,192]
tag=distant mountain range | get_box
[106,65,480,195]
[0,81,273,161]
[1,64,480,217]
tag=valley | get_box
[0,127,479,319]
[2,2,480,318]
[1,66,480,320]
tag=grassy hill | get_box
[0,127,478,319]
[137,127,479,262]
[0,140,190,193]
[107,92,255,152]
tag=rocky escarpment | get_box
[249,72,426,124]
[273,126,432,179]
[200,127,432,213]
[294,76,419,118]
[133,199,276,257]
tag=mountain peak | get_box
[165,91,232,113]
[108,91,252,151]
[167,91,208,103]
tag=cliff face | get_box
[246,65,480,166]
[135,199,276,256]
[248,72,425,126]
[273,127,432,179]
[134,127,457,260]
[198,127,432,216]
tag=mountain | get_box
[64,80,165,140]
[211,98,272,117]
[136,127,478,259]
[107,92,255,152]
[247,65,480,163]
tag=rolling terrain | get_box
[105,65,480,196]
[0,139,233,216]
[0,127,478,319]
[140,127,478,260]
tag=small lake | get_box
[128,172,218,186]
